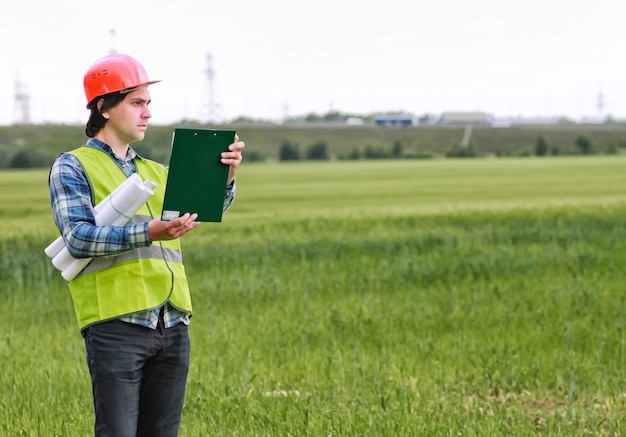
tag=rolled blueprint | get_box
[44,174,136,258]
[45,173,157,281]
[49,176,156,271]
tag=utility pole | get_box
[14,71,30,125]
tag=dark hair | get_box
[85,92,127,138]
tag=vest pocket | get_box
[94,262,167,320]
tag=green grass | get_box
[2,156,626,435]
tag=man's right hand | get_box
[148,213,199,241]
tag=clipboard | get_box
[161,128,236,222]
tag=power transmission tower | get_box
[109,28,117,54]
[14,72,31,125]
[282,96,290,123]
[204,53,220,123]
[597,87,605,116]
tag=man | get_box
[48,53,245,436]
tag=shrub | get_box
[391,141,403,158]
[535,137,548,156]
[575,136,593,154]
[363,145,390,159]
[279,141,300,161]
[446,143,476,158]
[495,148,511,157]
[244,150,264,162]
[605,141,618,155]
[306,141,329,160]
[9,148,54,168]
[348,148,360,160]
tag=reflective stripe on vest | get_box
[81,245,183,275]
[76,215,183,276]
[66,146,192,330]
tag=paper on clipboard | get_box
[162,128,235,222]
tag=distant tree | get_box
[495,148,511,157]
[229,116,254,124]
[535,136,548,156]
[606,141,618,155]
[363,145,389,159]
[9,149,52,168]
[244,150,264,162]
[9,150,32,168]
[550,146,560,156]
[304,113,323,123]
[306,141,329,160]
[391,141,403,158]
[418,113,437,125]
[340,147,361,160]
[575,136,593,154]
[229,116,274,125]
[0,149,10,168]
[558,117,576,125]
[322,112,343,124]
[279,141,300,161]
[446,142,476,158]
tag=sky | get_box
[1,0,625,125]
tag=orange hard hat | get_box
[83,53,160,108]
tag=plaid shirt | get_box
[49,138,235,329]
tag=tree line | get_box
[0,133,621,169]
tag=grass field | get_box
[2,156,626,436]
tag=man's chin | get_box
[128,136,145,145]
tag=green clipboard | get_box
[161,128,236,222]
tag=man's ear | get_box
[97,99,109,120]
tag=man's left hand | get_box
[222,134,245,184]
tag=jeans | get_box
[82,316,190,437]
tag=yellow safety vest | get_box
[66,146,192,330]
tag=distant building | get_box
[374,114,416,126]
[579,115,606,125]
[438,111,494,126]
[492,116,564,127]
[346,117,365,125]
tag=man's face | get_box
[103,87,152,144]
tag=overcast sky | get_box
[1,0,624,125]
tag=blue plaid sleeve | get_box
[49,153,151,259]
[223,180,236,211]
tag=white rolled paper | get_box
[60,256,92,282]
[61,255,93,282]
[51,249,75,271]
[45,174,144,257]
[44,237,66,258]
[45,173,157,281]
